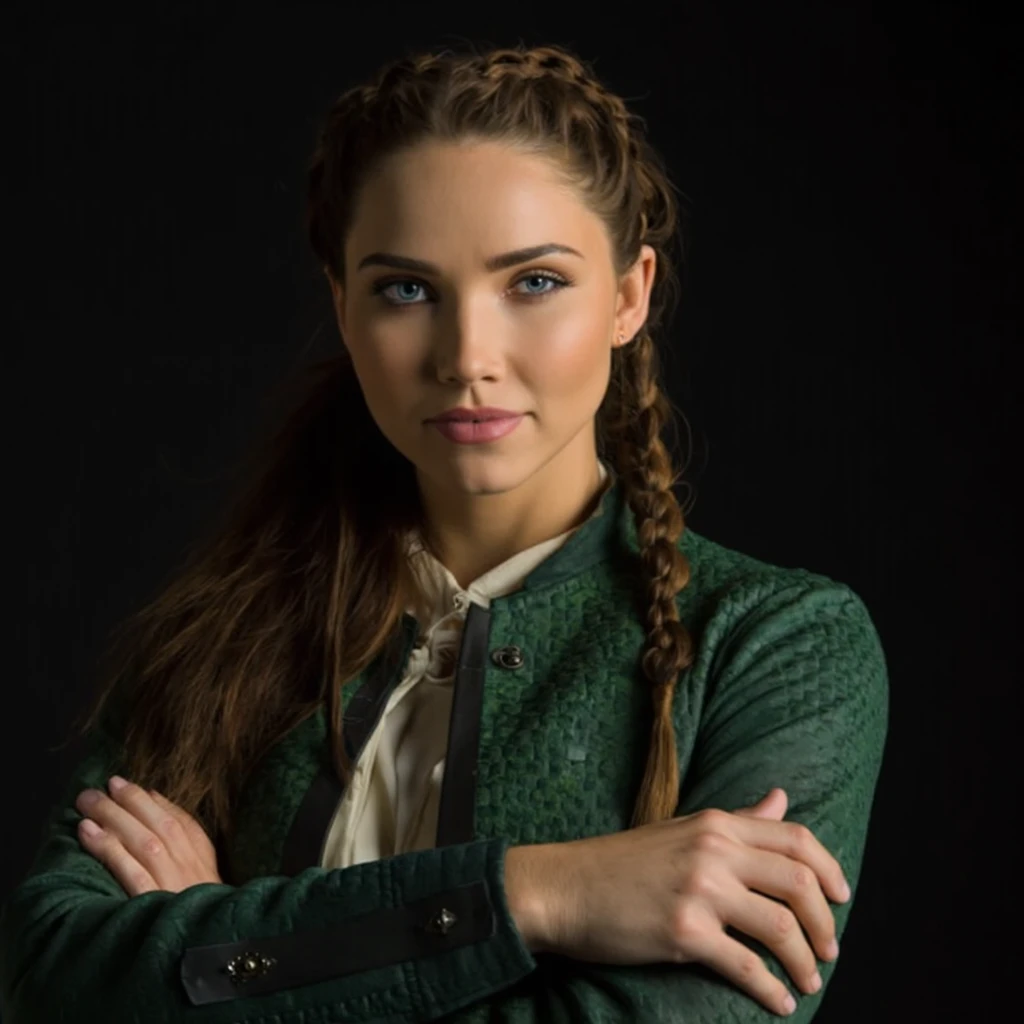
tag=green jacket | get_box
[0,474,888,1022]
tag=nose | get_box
[432,311,507,385]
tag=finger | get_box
[77,783,182,883]
[729,817,850,905]
[725,885,821,997]
[75,787,158,856]
[697,928,797,1018]
[738,845,838,963]
[724,884,819,995]
[148,790,202,846]
[734,789,788,820]
[77,818,161,896]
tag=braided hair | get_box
[72,42,695,855]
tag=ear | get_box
[324,265,348,342]
[614,244,657,347]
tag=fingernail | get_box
[783,994,797,1015]
[108,775,128,793]
[826,938,840,960]
[809,971,822,993]
[80,819,102,837]
[839,880,851,902]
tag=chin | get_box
[444,462,525,495]
[420,449,534,496]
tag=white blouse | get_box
[320,458,613,869]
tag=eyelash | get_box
[370,269,572,307]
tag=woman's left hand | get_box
[75,775,223,896]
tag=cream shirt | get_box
[320,459,613,869]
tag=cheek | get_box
[348,330,419,408]
[529,315,611,398]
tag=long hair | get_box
[66,42,696,861]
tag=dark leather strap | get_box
[180,878,496,1005]
[435,600,490,848]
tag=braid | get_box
[607,331,694,827]
[306,41,695,829]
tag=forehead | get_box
[346,140,609,259]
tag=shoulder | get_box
[676,526,888,707]
[677,525,878,622]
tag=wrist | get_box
[505,843,561,954]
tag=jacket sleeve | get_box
[0,709,537,1023]
[440,576,890,1023]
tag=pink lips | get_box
[430,415,525,444]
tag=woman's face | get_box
[327,139,655,501]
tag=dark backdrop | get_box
[5,3,1017,1021]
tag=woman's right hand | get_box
[528,788,850,1018]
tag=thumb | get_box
[734,787,788,820]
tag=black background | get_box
[5,2,1018,1020]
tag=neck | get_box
[416,431,607,590]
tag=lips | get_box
[430,414,525,444]
[428,407,521,423]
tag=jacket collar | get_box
[279,463,636,874]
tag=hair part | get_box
[67,41,696,867]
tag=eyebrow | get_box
[356,242,584,275]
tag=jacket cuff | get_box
[180,837,537,1016]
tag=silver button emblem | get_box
[425,907,458,935]
[225,950,277,983]
[491,645,524,670]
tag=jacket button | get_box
[425,907,458,935]
[491,645,524,670]
[225,950,277,983]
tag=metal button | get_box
[491,645,524,670]
[225,950,277,984]
[425,907,458,935]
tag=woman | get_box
[0,42,887,1023]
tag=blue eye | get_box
[516,273,564,297]
[372,271,569,307]
[378,280,427,305]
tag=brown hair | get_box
[66,42,696,860]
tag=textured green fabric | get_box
[0,473,888,1022]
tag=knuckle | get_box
[736,951,761,983]
[696,807,728,831]
[158,814,182,837]
[692,830,728,855]
[682,866,718,899]
[671,902,705,942]
[772,908,798,938]
[141,835,165,858]
[789,822,814,854]
[791,865,813,891]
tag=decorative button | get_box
[491,645,524,670]
[225,950,277,984]
[425,907,458,935]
